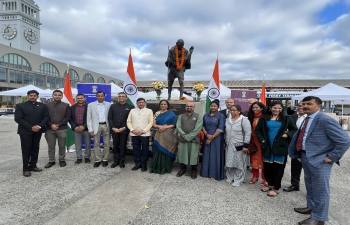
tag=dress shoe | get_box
[132,165,141,171]
[294,207,312,215]
[298,217,324,225]
[29,167,42,172]
[283,185,300,192]
[141,166,147,172]
[23,171,31,177]
[85,158,91,163]
[102,161,108,167]
[75,159,82,164]
[120,163,125,168]
[59,161,66,167]
[191,172,197,179]
[176,170,186,177]
[45,162,55,168]
[94,162,101,167]
[111,162,119,168]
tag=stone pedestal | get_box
[146,101,206,116]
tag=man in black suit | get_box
[283,101,306,192]
[14,90,49,177]
[219,98,234,118]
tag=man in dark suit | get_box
[219,98,234,118]
[14,90,49,177]
[289,96,350,225]
[284,101,307,192]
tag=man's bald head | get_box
[248,98,257,107]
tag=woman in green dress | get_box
[149,100,178,174]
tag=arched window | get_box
[68,69,79,81]
[83,73,94,83]
[109,80,115,84]
[97,77,105,83]
[118,82,123,87]
[37,62,59,76]
[0,53,32,71]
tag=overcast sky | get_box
[36,0,350,82]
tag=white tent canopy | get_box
[292,83,350,102]
[0,84,52,97]
[110,83,124,97]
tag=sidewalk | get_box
[1,117,349,225]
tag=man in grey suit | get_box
[87,91,111,168]
[289,96,350,225]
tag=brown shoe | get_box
[298,217,324,225]
[29,167,42,172]
[191,172,197,179]
[294,207,312,214]
[176,170,186,177]
[23,171,31,177]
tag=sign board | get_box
[231,90,257,112]
[77,83,111,104]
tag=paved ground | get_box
[1,115,350,225]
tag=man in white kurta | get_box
[176,102,203,179]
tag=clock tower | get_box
[0,0,41,55]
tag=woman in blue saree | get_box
[150,100,178,174]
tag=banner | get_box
[77,83,111,104]
[231,90,257,112]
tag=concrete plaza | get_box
[0,115,349,225]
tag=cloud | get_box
[35,0,350,81]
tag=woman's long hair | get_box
[262,101,285,122]
[248,102,267,124]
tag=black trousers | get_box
[180,163,198,172]
[112,133,128,163]
[132,136,149,167]
[263,156,287,190]
[19,132,43,171]
[290,158,303,186]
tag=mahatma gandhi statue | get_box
[165,39,194,100]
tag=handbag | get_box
[247,142,258,154]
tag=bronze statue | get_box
[165,39,194,100]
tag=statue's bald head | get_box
[176,39,184,49]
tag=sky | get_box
[36,0,350,82]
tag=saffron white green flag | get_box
[206,59,220,112]
[62,71,75,148]
[123,53,138,107]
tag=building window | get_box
[97,77,105,83]
[68,69,79,81]
[0,68,6,82]
[9,70,22,84]
[82,73,94,83]
[37,62,59,76]
[23,72,35,85]
[0,53,32,71]
[71,81,78,88]
[55,78,64,89]
[109,80,115,84]
[47,76,55,88]
[35,74,45,87]
[118,82,123,87]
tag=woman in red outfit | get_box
[247,102,267,186]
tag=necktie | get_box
[296,117,310,151]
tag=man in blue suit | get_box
[289,96,350,225]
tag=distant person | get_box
[200,99,225,181]
[255,101,297,197]
[108,92,134,168]
[87,91,111,168]
[289,96,350,225]
[14,90,49,177]
[176,102,203,179]
[126,98,153,172]
[70,94,91,164]
[242,98,257,116]
[287,104,296,115]
[44,90,71,168]
[283,102,306,192]
[219,98,235,118]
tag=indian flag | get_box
[260,74,267,105]
[206,59,220,112]
[123,53,138,107]
[62,71,75,148]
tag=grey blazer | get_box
[87,101,111,135]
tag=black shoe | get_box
[94,162,101,167]
[111,162,119,168]
[132,165,141,171]
[59,161,66,167]
[23,171,31,177]
[141,166,147,172]
[120,163,125,168]
[102,161,108,167]
[75,159,82,164]
[45,162,55,168]
[85,158,91,163]
[29,167,42,172]
[283,185,300,192]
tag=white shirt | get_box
[97,102,106,122]
[296,114,307,129]
[302,110,320,150]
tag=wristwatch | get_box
[37,126,41,129]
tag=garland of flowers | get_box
[175,45,185,70]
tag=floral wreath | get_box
[175,45,185,70]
